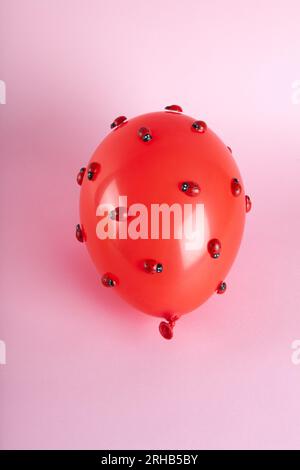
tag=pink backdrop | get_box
[0,0,299,450]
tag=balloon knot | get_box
[159,315,179,340]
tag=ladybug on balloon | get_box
[76,105,251,339]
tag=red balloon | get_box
[77,107,251,339]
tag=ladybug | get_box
[87,162,100,181]
[216,281,227,294]
[138,127,152,142]
[109,207,128,222]
[101,273,118,288]
[165,104,183,113]
[144,259,163,274]
[231,177,242,197]
[208,239,221,259]
[245,195,252,213]
[191,120,207,133]
[76,167,86,186]
[180,181,200,197]
[110,115,127,129]
[76,224,84,243]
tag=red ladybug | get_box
[110,115,127,129]
[138,126,152,142]
[191,120,207,133]
[101,272,118,288]
[179,181,201,197]
[76,167,86,186]
[207,239,222,259]
[245,195,252,213]
[216,281,227,294]
[231,177,242,197]
[165,104,183,113]
[87,162,100,181]
[109,207,128,222]
[76,224,84,243]
[144,259,163,274]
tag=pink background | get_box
[0,0,299,450]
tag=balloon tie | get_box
[159,315,179,340]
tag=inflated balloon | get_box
[76,106,251,339]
